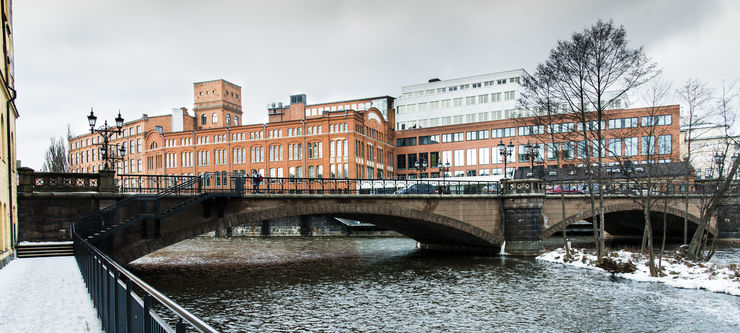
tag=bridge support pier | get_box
[502,179,545,256]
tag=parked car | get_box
[480,183,501,194]
[395,183,438,194]
[545,185,584,194]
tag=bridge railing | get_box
[118,174,203,194]
[72,231,218,333]
[72,174,218,332]
[116,174,503,195]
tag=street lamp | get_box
[523,141,540,178]
[714,152,725,179]
[413,159,428,178]
[87,108,125,171]
[498,140,514,179]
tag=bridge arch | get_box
[543,202,714,238]
[110,198,504,263]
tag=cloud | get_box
[11,0,740,169]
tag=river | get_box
[128,237,740,332]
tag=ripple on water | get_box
[128,238,740,332]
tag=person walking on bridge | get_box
[251,169,262,194]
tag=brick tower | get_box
[193,79,243,130]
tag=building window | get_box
[201,114,206,125]
[212,113,218,124]
[641,136,655,156]
[658,135,672,154]
[226,114,232,125]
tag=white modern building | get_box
[394,69,529,131]
[680,124,740,179]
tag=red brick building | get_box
[394,105,681,179]
[68,80,397,186]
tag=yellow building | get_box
[0,0,18,268]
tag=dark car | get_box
[395,183,438,194]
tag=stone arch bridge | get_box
[87,182,715,264]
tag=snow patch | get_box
[0,257,102,332]
[537,248,740,296]
[18,241,73,246]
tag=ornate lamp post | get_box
[714,152,725,179]
[87,108,125,171]
[498,140,514,179]
[523,141,540,177]
[413,159,428,179]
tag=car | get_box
[545,185,584,194]
[480,184,501,194]
[395,183,438,194]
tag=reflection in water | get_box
[129,238,740,332]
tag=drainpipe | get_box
[263,124,267,175]
[2,0,18,251]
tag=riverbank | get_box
[537,247,740,296]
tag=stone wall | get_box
[17,192,123,242]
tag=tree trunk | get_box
[643,203,657,277]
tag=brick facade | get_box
[395,105,681,179]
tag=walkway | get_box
[0,256,102,333]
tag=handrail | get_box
[72,174,218,332]
[72,230,219,332]
[117,174,504,195]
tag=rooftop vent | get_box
[428,78,441,83]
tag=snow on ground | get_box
[18,241,73,246]
[0,257,102,333]
[538,248,740,296]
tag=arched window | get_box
[226,114,231,125]
[201,114,206,125]
[212,113,217,124]
[150,142,157,149]
[234,116,239,126]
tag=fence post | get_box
[144,294,152,333]
[125,279,132,333]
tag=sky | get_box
[11,0,740,170]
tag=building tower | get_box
[193,79,243,130]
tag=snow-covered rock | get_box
[537,248,740,296]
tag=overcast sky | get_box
[12,0,740,169]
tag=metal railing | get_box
[118,174,203,194]
[72,175,219,332]
[117,174,503,195]
[73,232,218,333]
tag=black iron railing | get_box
[72,175,220,332]
[117,173,503,196]
[73,232,218,333]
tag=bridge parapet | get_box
[502,178,545,195]
[18,167,116,193]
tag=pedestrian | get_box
[251,169,262,193]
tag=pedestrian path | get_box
[0,256,102,333]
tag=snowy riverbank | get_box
[537,248,740,296]
[0,257,102,332]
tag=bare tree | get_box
[687,80,740,261]
[41,137,69,172]
[605,78,673,276]
[676,78,715,244]
[529,20,658,259]
[520,64,572,257]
